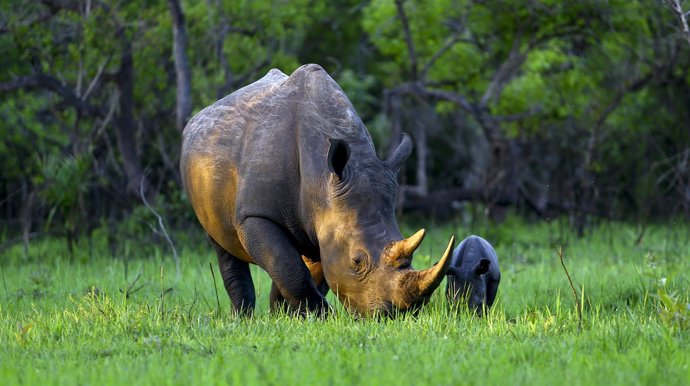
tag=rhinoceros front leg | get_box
[209,236,256,316]
[270,256,330,313]
[239,217,329,316]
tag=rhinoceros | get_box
[446,235,501,315]
[180,64,454,316]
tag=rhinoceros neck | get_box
[286,65,379,245]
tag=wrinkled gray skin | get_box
[180,64,454,317]
[446,235,501,315]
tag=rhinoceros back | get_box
[180,64,374,261]
[181,68,288,161]
[450,235,500,279]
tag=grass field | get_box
[1,216,689,385]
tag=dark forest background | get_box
[1,0,689,256]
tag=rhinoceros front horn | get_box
[384,228,426,267]
[405,236,456,298]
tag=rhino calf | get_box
[446,235,501,315]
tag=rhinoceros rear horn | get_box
[406,236,455,298]
[386,133,412,171]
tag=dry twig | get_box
[209,262,222,316]
[555,246,583,331]
[140,172,180,280]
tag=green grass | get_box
[1,217,689,385]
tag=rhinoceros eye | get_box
[350,251,369,274]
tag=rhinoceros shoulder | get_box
[284,64,374,147]
[182,68,289,150]
[215,68,289,108]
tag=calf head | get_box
[446,260,491,314]
[315,135,454,316]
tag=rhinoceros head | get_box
[446,261,491,314]
[315,134,455,316]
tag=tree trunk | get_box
[413,109,428,196]
[20,182,37,259]
[114,28,154,203]
[384,89,403,159]
[168,0,192,132]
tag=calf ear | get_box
[473,259,490,275]
[327,138,350,179]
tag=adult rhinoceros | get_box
[181,64,454,316]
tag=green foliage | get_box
[35,154,92,221]
[30,153,95,252]
[360,0,689,218]
[657,287,690,332]
[1,0,689,241]
[643,252,690,332]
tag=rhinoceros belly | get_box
[183,153,252,263]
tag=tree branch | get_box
[81,58,110,101]
[665,0,690,48]
[494,107,542,122]
[417,86,474,113]
[140,170,179,281]
[480,30,526,108]
[0,74,103,116]
[395,0,419,81]
[420,32,471,79]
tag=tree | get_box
[362,0,690,224]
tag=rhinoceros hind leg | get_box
[239,217,329,316]
[209,236,256,316]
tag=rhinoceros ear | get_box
[327,138,350,179]
[473,259,490,275]
[386,133,412,171]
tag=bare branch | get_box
[395,0,419,81]
[494,107,542,122]
[420,32,470,79]
[665,0,690,48]
[82,58,111,101]
[528,26,585,51]
[555,246,583,332]
[417,86,474,113]
[0,74,103,116]
[590,69,656,152]
[419,0,478,80]
[210,262,222,315]
[94,92,118,139]
[0,76,40,92]
[480,31,526,108]
[140,170,180,281]
[386,80,475,114]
